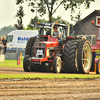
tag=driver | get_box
[53,25,62,46]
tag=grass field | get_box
[0,59,23,67]
[0,60,100,79]
[0,74,100,79]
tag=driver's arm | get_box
[58,34,60,38]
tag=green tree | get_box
[27,16,47,29]
[73,11,85,36]
[14,5,25,30]
[16,0,95,23]
[52,16,62,22]
[0,25,17,36]
[27,16,62,29]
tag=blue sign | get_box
[17,37,29,43]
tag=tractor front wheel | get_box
[53,56,62,73]
[23,55,31,72]
[96,59,100,74]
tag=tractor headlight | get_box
[36,55,39,57]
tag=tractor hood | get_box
[34,41,59,48]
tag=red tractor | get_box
[90,16,100,74]
[77,16,100,74]
[23,20,92,74]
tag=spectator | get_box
[2,36,7,54]
[0,36,2,46]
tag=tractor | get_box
[77,16,100,74]
[23,20,92,74]
[90,16,100,74]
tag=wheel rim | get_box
[82,43,91,72]
[75,49,78,70]
[56,57,61,73]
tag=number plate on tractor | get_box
[37,50,43,55]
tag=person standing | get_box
[0,36,2,45]
[2,36,7,54]
[0,36,3,54]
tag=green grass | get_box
[0,74,100,79]
[0,59,100,80]
[0,59,23,67]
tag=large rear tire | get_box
[77,39,92,74]
[25,37,37,71]
[25,37,36,56]
[63,40,79,73]
[23,55,31,72]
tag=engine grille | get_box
[35,48,45,58]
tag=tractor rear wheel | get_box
[23,55,31,72]
[77,39,92,74]
[53,56,62,73]
[96,59,100,74]
[25,37,36,56]
[63,40,79,73]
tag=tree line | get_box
[0,0,95,36]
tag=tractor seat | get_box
[46,31,51,35]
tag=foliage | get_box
[27,16,47,30]
[23,26,33,30]
[16,0,95,22]
[52,16,62,22]
[0,25,17,36]
[14,5,25,30]
[27,16,62,29]
[73,11,85,36]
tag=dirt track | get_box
[0,67,100,100]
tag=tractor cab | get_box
[37,21,69,42]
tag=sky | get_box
[0,0,100,29]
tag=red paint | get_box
[47,38,58,42]
[31,57,49,64]
[48,60,53,63]
[17,58,21,65]
[92,20,94,24]
[36,41,59,47]
[66,36,76,39]
[31,59,40,62]
[91,28,100,65]
[92,29,100,50]
[95,58,99,63]
[40,57,48,64]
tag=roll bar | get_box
[51,20,70,36]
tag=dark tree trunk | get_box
[49,12,52,23]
